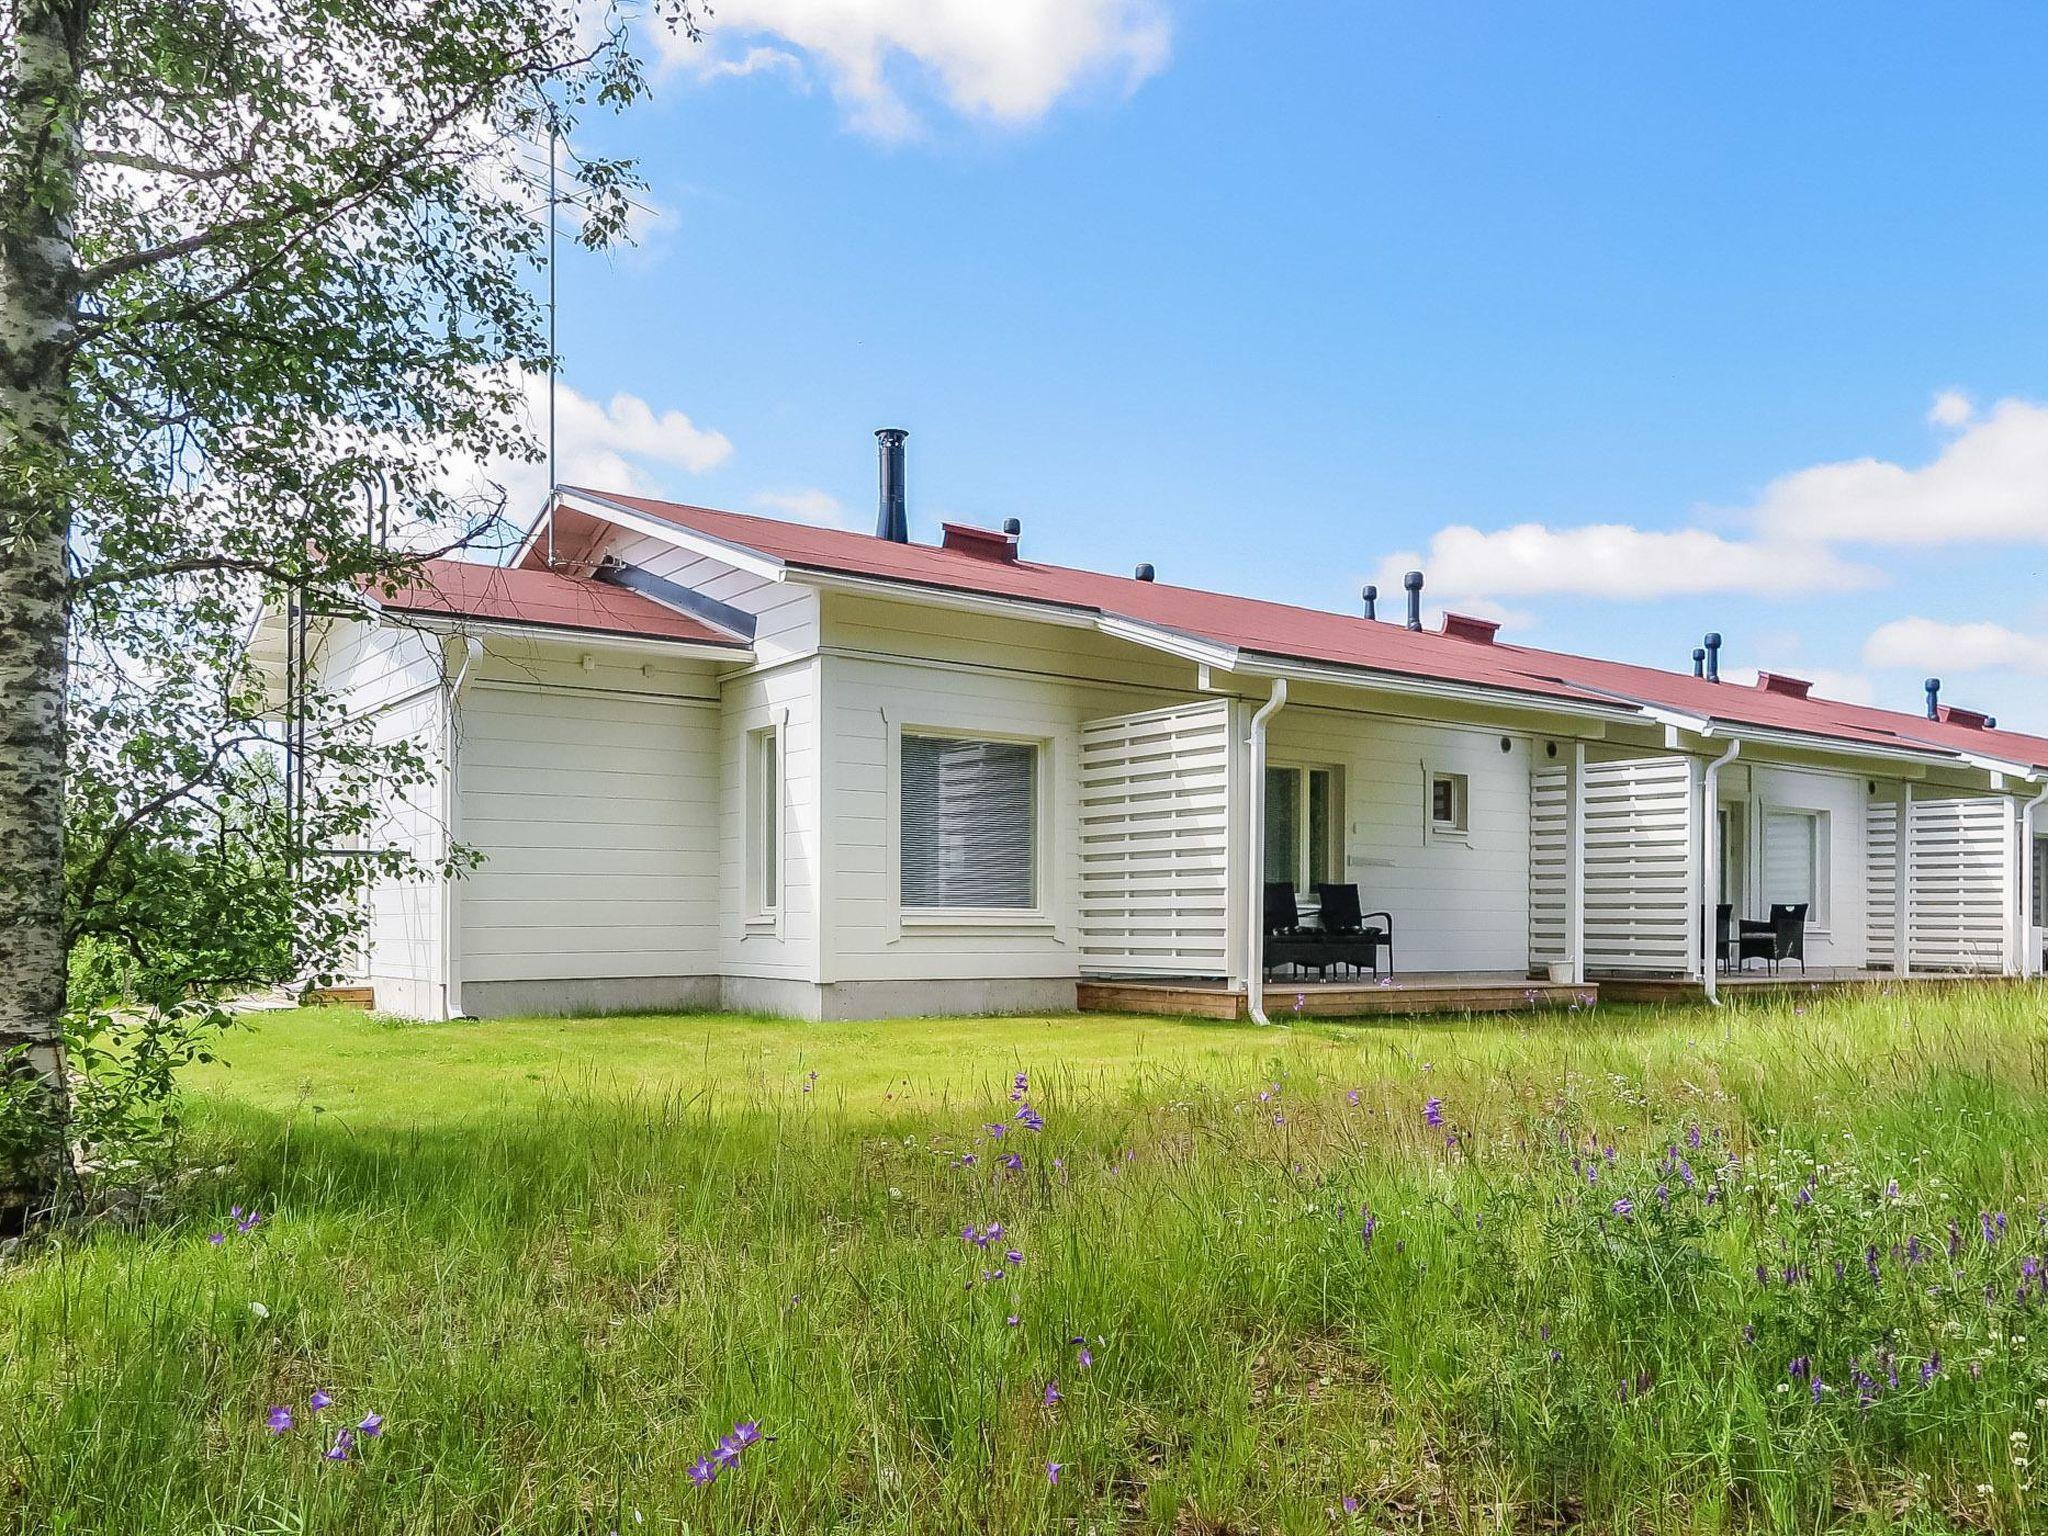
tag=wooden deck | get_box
[1593,969,2001,1004]
[1076,972,1593,1021]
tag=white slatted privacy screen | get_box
[1077,700,1234,977]
[1580,756,1698,974]
[900,734,1038,909]
[1866,794,2012,972]
[1528,765,1569,968]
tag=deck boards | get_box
[1076,973,1590,1021]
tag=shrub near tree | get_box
[0,0,700,1222]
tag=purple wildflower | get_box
[1921,1353,1941,1385]
[1042,1380,1062,1407]
[1810,1378,1824,1405]
[1611,1197,1634,1219]
[985,1122,1007,1139]
[309,1390,333,1413]
[357,1413,384,1438]
[1006,1248,1024,1266]
[1046,1461,1063,1486]
[207,1232,224,1246]
[1006,1314,1020,1327]
[1686,1124,1702,1149]
[1360,1209,1377,1246]
[687,1457,718,1487]
[323,1428,354,1463]
[1011,1072,1029,1101]
[1424,1097,1444,1128]
[1000,1152,1023,1172]
[265,1405,292,1434]
[235,1210,262,1234]
[1072,1336,1093,1368]
[712,1435,743,1468]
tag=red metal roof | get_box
[370,557,744,649]
[559,489,2048,772]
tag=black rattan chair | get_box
[1738,903,1808,974]
[1315,883,1394,978]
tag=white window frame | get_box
[746,723,783,924]
[1428,769,1470,841]
[893,726,1050,926]
[1265,760,1343,898]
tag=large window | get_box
[1762,808,1824,924]
[1265,763,1338,892]
[747,726,780,917]
[901,734,1040,911]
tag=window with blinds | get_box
[900,735,1039,910]
[1763,809,1822,922]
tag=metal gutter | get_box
[1245,679,1288,1027]
[1701,737,1742,1007]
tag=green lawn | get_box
[8,988,2048,1533]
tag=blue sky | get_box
[527,1,2048,730]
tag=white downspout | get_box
[1245,678,1288,1026]
[440,635,485,1020]
[1701,737,1741,1006]
[2021,781,2048,978]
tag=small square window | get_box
[1430,772,1469,835]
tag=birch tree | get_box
[0,0,696,1220]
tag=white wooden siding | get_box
[1077,700,1235,977]
[1265,711,1535,974]
[1528,765,1569,967]
[720,659,822,980]
[1582,756,1697,975]
[456,681,721,984]
[312,617,451,1013]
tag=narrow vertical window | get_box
[749,726,780,916]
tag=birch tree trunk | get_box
[0,0,87,1214]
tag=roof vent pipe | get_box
[1001,517,1021,537]
[1361,584,1378,621]
[1134,563,1155,582]
[874,428,908,543]
[1692,647,1706,679]
[1703,632,1722,683]
[1925,677,1942,720]
[1403,570,1424,631]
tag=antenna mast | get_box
[545,125,558,569]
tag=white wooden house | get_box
[277,441,2048,1021]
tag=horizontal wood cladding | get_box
[457,683,721,985]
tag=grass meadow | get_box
[6,986,2048,1533]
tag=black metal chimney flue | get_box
[1134,563,1155,582]
[1703,632,1722,683]
[1692,647,1706,679]
[1403,570,1424,631]
[1361,584,1378,621]
[874,428,908,543]
[1925,677,1941,720]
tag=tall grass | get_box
[5,985,2048,1533]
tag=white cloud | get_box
[440,369,733,529]
[1927,388,1974,429]
[1750,396,2048,545]
[666,0,1172,139]
[1864,617,2048,677]
[700,45,810,84]
[752,487,850,526]
[1371,523,1877,604]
